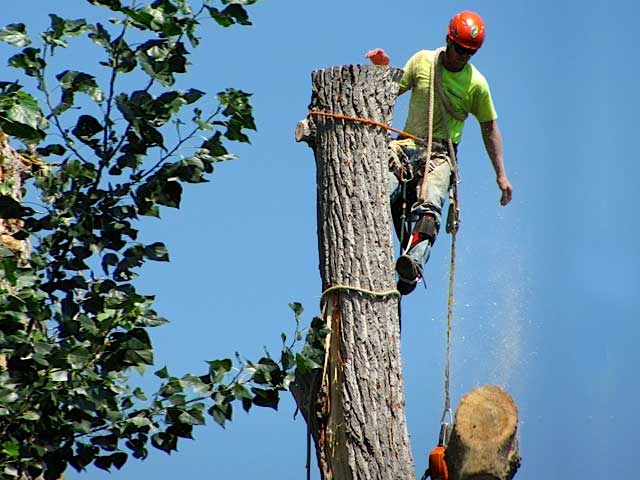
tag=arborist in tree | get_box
[366,10,513,295]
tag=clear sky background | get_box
[2,1,639,479]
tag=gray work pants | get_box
[388,139,453,269]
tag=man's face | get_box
[444,39,477,71]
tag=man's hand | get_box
[365,48,390,66]
[497,175,513,206]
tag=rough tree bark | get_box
[446,386,520,480]
[294,65,413,480]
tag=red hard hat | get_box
[447,11,485,50]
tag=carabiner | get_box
[438,408,453,447]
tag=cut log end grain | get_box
[447,385,521,480]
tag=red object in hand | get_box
[365,48,390,66]
[428,446,449,480]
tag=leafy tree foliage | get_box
[0,1,326,478]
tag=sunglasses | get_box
[452,42,477,57]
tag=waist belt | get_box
[396,135,457,154]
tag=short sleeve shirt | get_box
[399,49,497,144]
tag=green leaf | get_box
[151,432,177,454]
[0,23,31,47]
[217,88,256,143]
[250,387,279,410]
[136,39,187,87]
[54,70,104,114]
[42,15,88,48]
[133,387,147,400]
[144,242,169,262]
[51,370,69,382]
[3,466,19,477]
[2,441,20,457]
[104,328,154,370]
[155,366,169,378]
[128,415,153,428]
[183,88,205,104]
[296,352,321,372]
[221,4,252,26]
[126,1,182,37]
[205,5,253,27]
[250,357,282,385]
[199,131,229,159]
[241,397,252,413]
[177,408,205,426]
[87,0,123,11]
[2,92,46,130]
[281,347,295,371]
[231,383,252,400]
[111,452,128,469]
[36,143,66,156]
[71,114,103,142]
[88,22,111,48]
[68,347,91,368]
[289,301,303,318]
[0,89,48,143]
[101,252,119,275]
[180,374,210,393]
[222,0,258,4]
[208,404,227,427]
[0,195,35,219]
[207,358,232,383]
[8,47,45,77]
[94,455,113,471]
[20,411,41,421]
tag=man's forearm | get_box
[480,120,506,178]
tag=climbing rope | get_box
[417,47,440,204]
[308,110,427,145]
[444,229,456,412]
[320,284,401,305]
[417,49,461,480]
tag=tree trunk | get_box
[446,385,521,480]
[294,65,413,480]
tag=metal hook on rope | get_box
[438,407,454,447]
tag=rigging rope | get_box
[444,229,456,412]
[428,48,460,414]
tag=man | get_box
[365,10,513,295]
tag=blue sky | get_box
[2,1,639,479]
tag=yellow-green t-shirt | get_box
[399,49,497,144]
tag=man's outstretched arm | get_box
[480,119,512,206]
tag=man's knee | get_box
[414,213,440,244]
